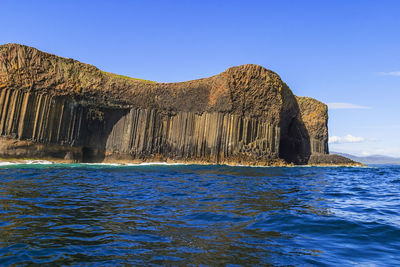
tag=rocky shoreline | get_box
[0,136,363,167]
[0,156,364,167]
[0,158,365,167]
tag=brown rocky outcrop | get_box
[308,153,363,166]
[296,96,329,154]
[0,43,355,165]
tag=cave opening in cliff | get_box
[279,118,311,165]
[82,147,97,163]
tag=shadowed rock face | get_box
[0,43,330,165]
[296,97,329,154]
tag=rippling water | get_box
[0,163,399,266]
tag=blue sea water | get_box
[0,163,399,266]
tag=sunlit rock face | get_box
[0,43,329,165]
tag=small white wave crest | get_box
[0,160,54,166]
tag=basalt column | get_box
[103,108,280,164]
[0,89,85,145]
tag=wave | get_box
[0,160,54,166]
[0,161,189,167]
[0,161,18,166]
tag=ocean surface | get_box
[0,162,399,266]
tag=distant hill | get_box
[331,152,400,165]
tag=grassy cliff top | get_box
[100,71,156,84]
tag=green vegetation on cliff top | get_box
[101,71,156,84]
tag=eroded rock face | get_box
[0,43,331,165]
[296,96,329,154]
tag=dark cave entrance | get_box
[279,118,311,165]
[82,147,97,163]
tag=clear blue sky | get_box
[2,0,399,157]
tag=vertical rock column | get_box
[0,89,282,163]
[104,108,280,163]
[0,88,85,145]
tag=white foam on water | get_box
[0,160,54,166]
[0,161,188,167]
[0,162,18,166]
[124,162,188,166]
[23,160,54,165]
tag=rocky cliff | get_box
[0,43,346,165]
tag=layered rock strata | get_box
[0,43,343,165]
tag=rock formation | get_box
[0,43,355,165]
